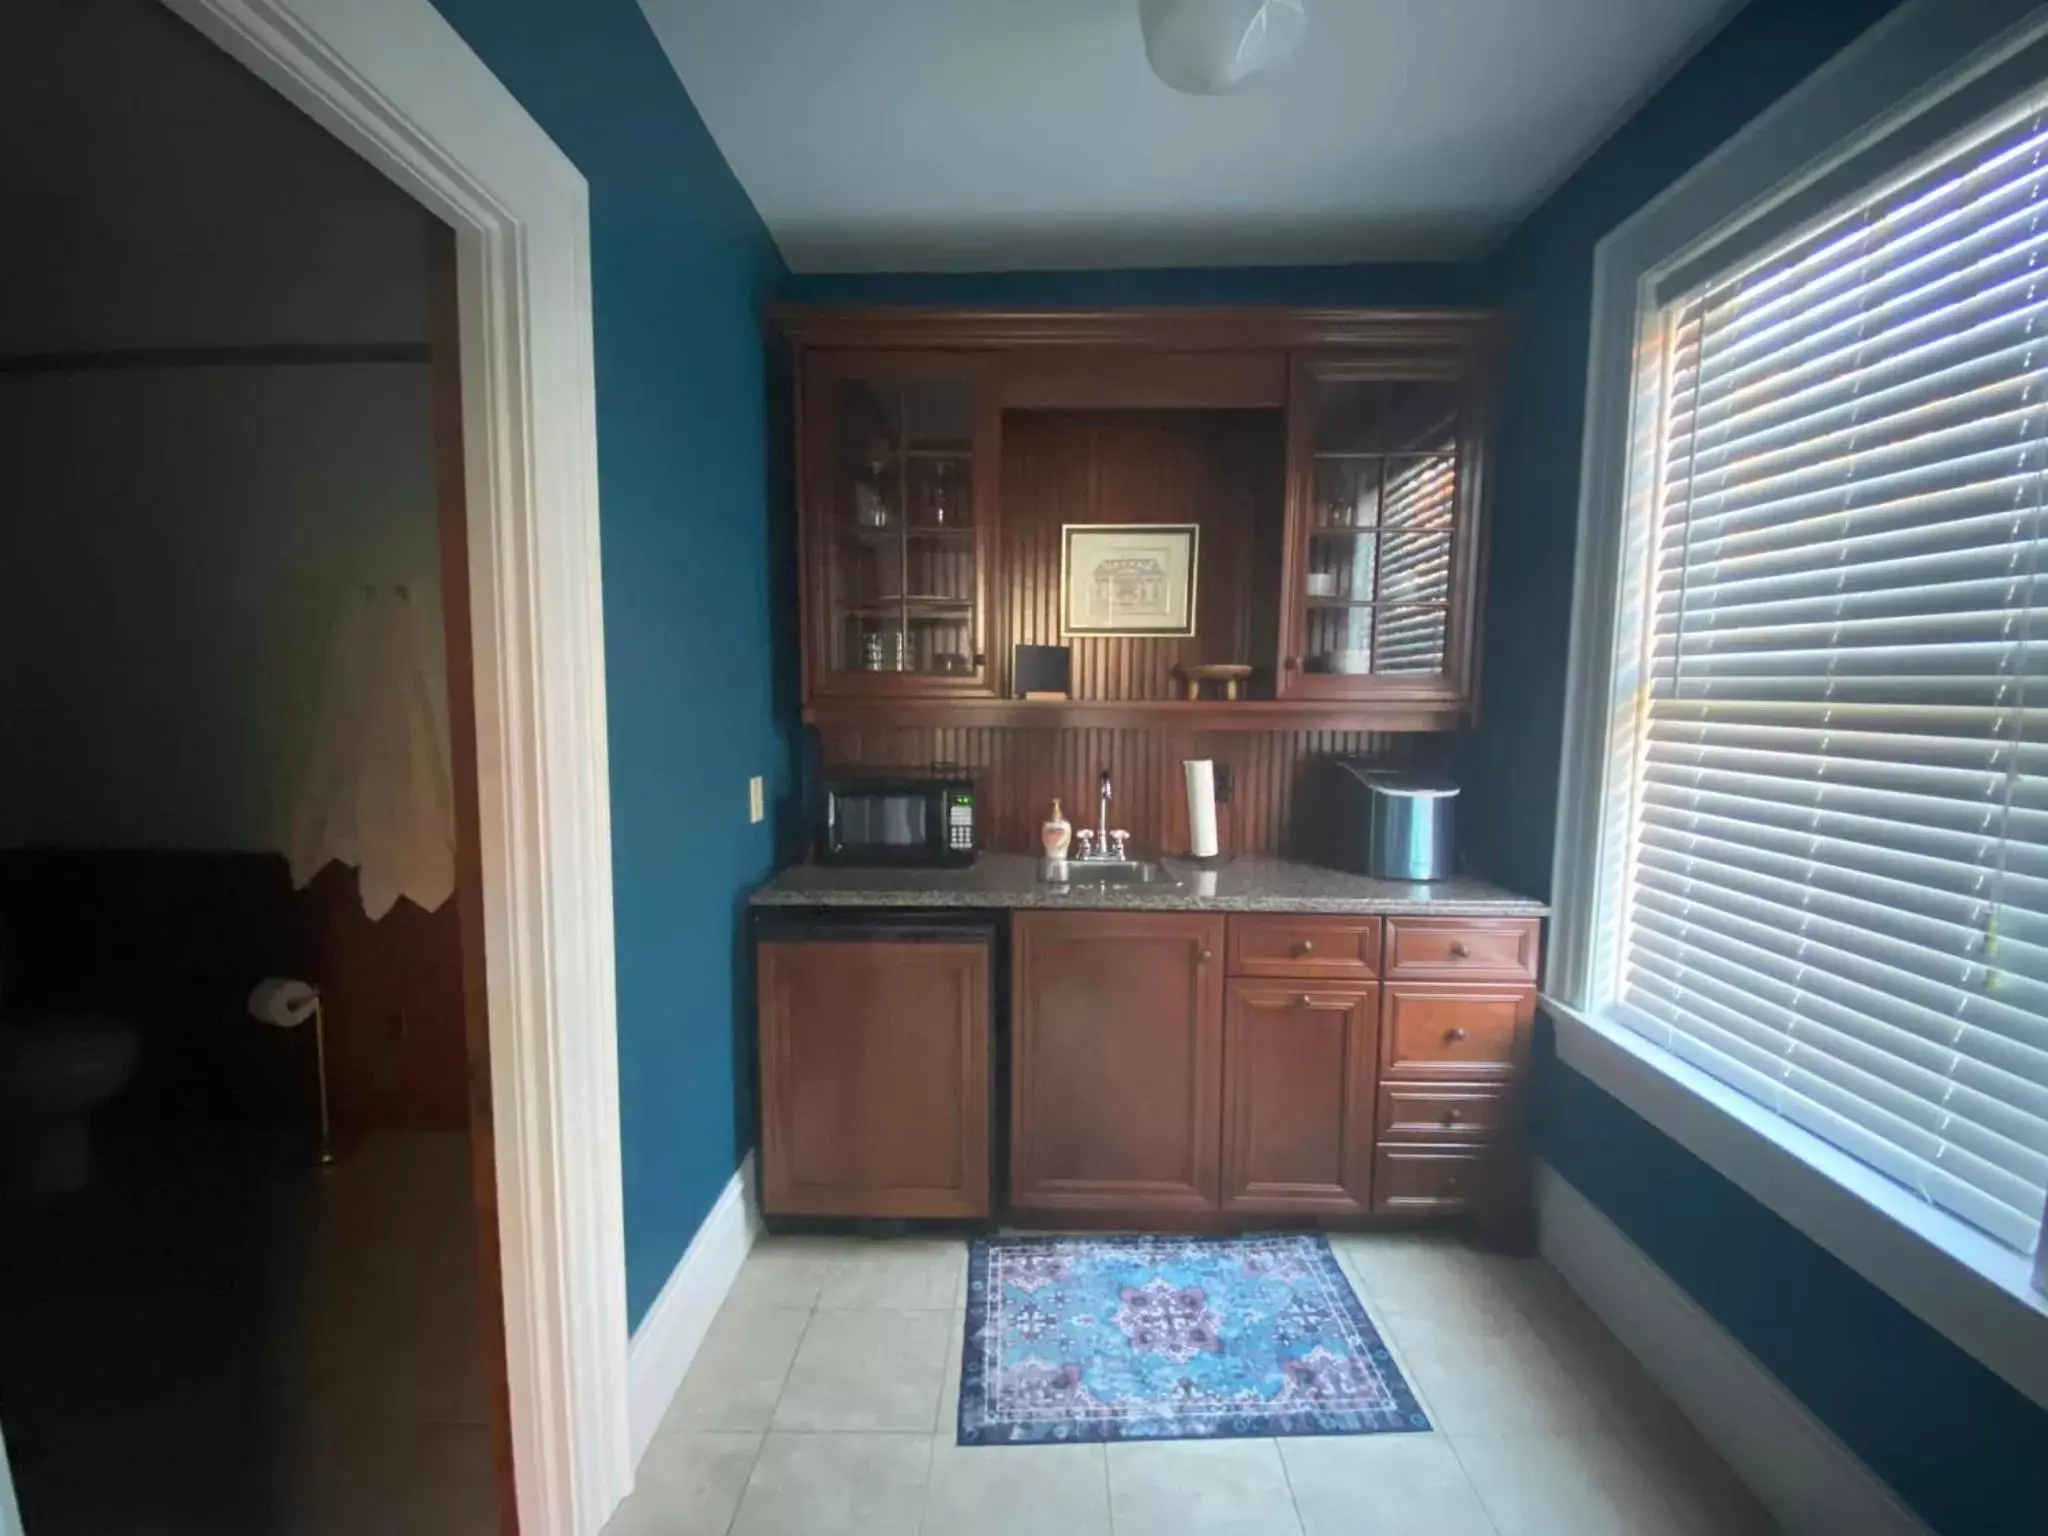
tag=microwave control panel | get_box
[947,795,976,852]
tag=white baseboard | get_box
[1537,1163,1930,1536]
[626,1152,762,1467]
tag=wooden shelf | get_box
[803,695,1469,733]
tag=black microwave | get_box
[818,770,979,867]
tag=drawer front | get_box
[1374,1145,1488,1214]
[1377,1083,1506,1142]
[1383,917,1540,983]
[1227,915,1381,979]
[1381,985,1533,1079]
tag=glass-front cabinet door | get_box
[1279,354,1485,705]
[802,352,996,696]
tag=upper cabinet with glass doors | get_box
[1279,354,1489,704]
[800,352,998,697]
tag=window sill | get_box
[1542,995,2048,1412]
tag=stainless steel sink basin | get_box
[1040,858,1181,888]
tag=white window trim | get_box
[1548,0,2048,1413]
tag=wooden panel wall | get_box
[816,726,1421,857]
[997,411,1285,699]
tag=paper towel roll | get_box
[1184,759,1219,859]
[247,978,320,1029]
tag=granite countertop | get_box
[748,852,1546,916]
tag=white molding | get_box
[1538,1163,1932,1536]
[627,1154,763,1465]
[160,3,632,1532]
[1548,1000,2048,1411]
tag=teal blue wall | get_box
[1469,2,2048,1530]
[425,0,790,1326]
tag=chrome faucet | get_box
[1068,768,1130,863]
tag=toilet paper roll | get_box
[1184,759,1219,859]
[247,978,320,1029]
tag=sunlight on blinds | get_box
[1619,87,2048,1252]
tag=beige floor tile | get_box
[1614,1415,1779,1536]
[936,1309,966,1433]
[602,1431,762,1536]
[1106,1438,1305,1536]
[725,1238,842,1309]
[1333,1233,1525,1323]
[1280,1435,1496,1536]
[1454,1432,1687,1536]
[773,1308,952,1432]
[818,1239,966,1310]
[730,1431,933,1536]
[661,1306,813,1432]
[1380,1309,1605,1436]
[921,1441,1110,1536]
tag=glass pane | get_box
[901,377,974,450]
[1382,455,1458,528]
[1312,379,1461,455]
[1305,531,1377,602]
[824,371,979,678]
[1374,605,1450,675]
[1303,603,1375,674]
[1377,532,1453,605]
[1312,457,1381,528]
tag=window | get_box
[1597,85,2048,1255]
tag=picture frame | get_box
[1060,523,1200,638]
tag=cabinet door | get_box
[800,351,999,698]
[1221,982,1378,1214]
[757,939,990,1217]
[1011,911,1225,1212]
[1277,350,1492,708]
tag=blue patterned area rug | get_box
[957,1233,1429,1446]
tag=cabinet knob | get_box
[1199,948,1213,964]
[1444,1027,1468,1044]
[1443,1108,1463,1125]
[1298,993,1313,1007]
[1284,656,1301,672]
[1443,1173,1462,1192]
[1449,941,1471,959]
[1294,939,1315,956]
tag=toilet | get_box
[0,1015,140,1197]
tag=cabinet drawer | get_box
[1377,1083,1506,1142]
[1383,917,1540,983]
[1227,915,1380,979]
[1374,1145,1487,1214]
[1381,985,1532,1079]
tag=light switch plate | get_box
[748,775,765,824]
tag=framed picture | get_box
[1061,523,1200,637]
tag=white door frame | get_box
[161,2,633,1531]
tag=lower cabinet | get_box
[1220,981,1378,1214]
[1010,910,1226,1213]
[757,937,990,1218]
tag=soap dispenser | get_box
[1041,798,1073,859]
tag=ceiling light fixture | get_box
[1138,0,1309,96]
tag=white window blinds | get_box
[1621,87,2048,1253]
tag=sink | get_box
[1040,858,1181,889]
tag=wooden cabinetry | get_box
[757,936,990,1217]
[1010,911,1225,1213]
[1007,906,1536,1237]
[779,309,1502,734]
[1220,981,1377,1214]
[800,351,999,698]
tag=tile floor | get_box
[605,1230,1778,1536]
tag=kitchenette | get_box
[749,304,1548,1247]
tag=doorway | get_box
[0,1,509,1529]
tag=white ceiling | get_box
[638,0,1743,273]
